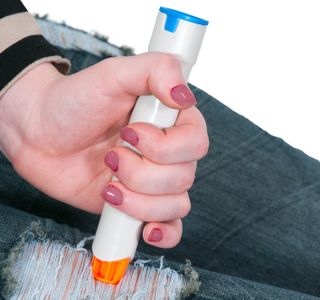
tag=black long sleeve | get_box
[0,0,70,97]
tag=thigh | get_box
[140,85,320,296]
[2,22,320,296]
[0,204,318,300]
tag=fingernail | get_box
[147,228,163,242]
[101,185,123,205]
[120,127,139,146]
[170,84,197,106]
[104,151,118,171]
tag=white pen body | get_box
[93,7,207,264]
[92,95,179,261]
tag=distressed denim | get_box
[0,21,320,299]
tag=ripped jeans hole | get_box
[2,234,200,299]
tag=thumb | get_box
[98,52,197,109]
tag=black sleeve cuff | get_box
[0,35,71,98]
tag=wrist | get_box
[0,62,62,162]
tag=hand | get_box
[0,53,209,248]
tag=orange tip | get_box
[92,256,131,284]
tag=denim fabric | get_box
[0,31,320,299]
[0,204,318,300]
[149,86,320,295]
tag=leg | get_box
[1,18,320,299]
[0,204,317,300]
[140,85,320,296]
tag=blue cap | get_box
[159,7,209,33]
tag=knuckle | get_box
[101,55,121,70]
[149,136,170,163]
[195,134,210,159]
[153,54,181,77]
[123,167,139,190]
[135,208,149,222]
[180,193,191,218]
[178,165,196,191]
[160,53,180,68]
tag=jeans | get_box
[0,21,320,299]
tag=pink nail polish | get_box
[170,84,197,106]
[104,151,118,171]
[147,228,163,242]
[120,127,139,146]
[101,185,123,205]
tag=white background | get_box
[23,0,320,160]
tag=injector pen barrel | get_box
[92,7,208,284]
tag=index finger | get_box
[98,52,197,109]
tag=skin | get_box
[0,53,209,249]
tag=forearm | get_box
[0,0,70,160]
